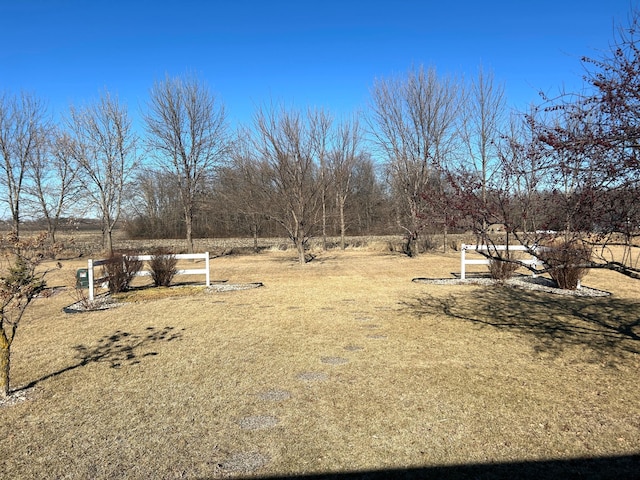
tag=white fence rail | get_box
[87,252,210,301]
[460,244,544,280]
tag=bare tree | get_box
[124,169,184,239]
[508,10,640,281]
[67,91,137,254]
[460,66,506,235]
[458,9,640,283]
[253,104,331,264]
[25,128,82,244]
[369,65,463,255]
[220,129,269,252]
[328,114,365,249]
[1,232,59,398]
[0,92,49,237]
[144,73,229,253]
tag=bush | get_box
[419,235,438,253]
[149,248,177,287]
[488,253,520,281]
[102,251,143,294]
[539,241,591,290]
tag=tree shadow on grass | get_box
[201,454,640,479]
[405,286,640,360]
[13,326,183,393]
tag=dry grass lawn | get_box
[1,247,639,479]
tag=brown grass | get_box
[2,245,639,478]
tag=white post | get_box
[460,244,466,280]
[205,252,210,287]
[88,259,94,301]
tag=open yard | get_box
[1,246,639,479]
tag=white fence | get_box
[460,244,544,280]
[87,252,210,301]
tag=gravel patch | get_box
[296,371,329,382]
[219,451,270,474]
[258,389,291,402]
[206,282,264,292]
[412,276,611,297]
[320,356,349,365]
[366,334,388,340]
[63,296,123,313]
[0,386,36,408]
[237,415,279,430]
[344,345,364,352]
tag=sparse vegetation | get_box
[101,251,142,294]
[488,253,521,281]
[0,231,58,398]
[148,247,177,287]
[539,240,591,290]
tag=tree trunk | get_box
[252,222,259,254]
[47,222,57,245]
[443,222,448,254]
[296,236,306,264]
[322,186,327,251]
[185,211,194,254]
[12,212,20,239]
[339,197,346,250]
[106,227,114,255]
[0,342,10,399]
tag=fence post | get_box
[88,259,94,301]
[205,252,210,287]
[460,244,466,280]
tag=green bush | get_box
[149,248,177,287]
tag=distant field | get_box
[1,245,639,478]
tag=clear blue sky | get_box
[0,0,635,128]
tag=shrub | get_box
[149,248,177,287]
[488,253,520,281]
[102,251,143,294]
[539,241,591,290]
[419,235,438,253]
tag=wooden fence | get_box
[87,252,210,301]
[460,244,544,280]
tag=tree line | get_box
[1,11,638,275]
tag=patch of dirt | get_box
[219,451,270,474]
[296,372,329,382]
[366,334,388,340]
[237,415,279,430]
[344,345,364,352]
[320,356,349,365]
[258,389,291,402]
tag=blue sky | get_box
[0,0,635,128]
